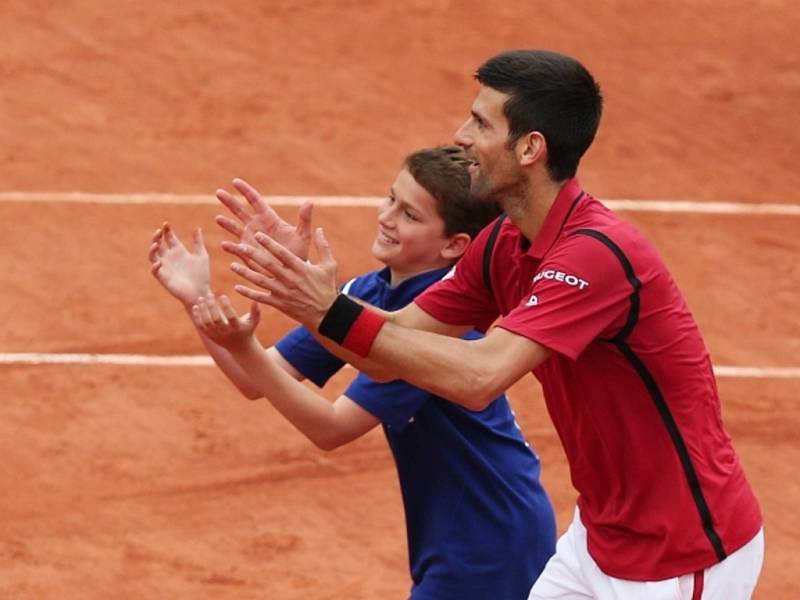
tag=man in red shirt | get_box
[223,49,764,599]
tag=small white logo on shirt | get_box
[525,294,539,306]
[533,269,589,290]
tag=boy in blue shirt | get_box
[149,146,555,599]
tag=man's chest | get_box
[492,250,543,315]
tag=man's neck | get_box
[504,177,566,242]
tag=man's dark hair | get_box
[404,145,501,239]
[476,49,603,181]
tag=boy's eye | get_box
[404,210,420,221]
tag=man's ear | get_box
[516,131,547,167]
[441,232,472,262]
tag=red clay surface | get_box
[1,2,798,598]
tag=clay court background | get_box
[1,2,798,598]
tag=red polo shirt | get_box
[415,179,761,580]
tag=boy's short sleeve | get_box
[274,277,364,386]
[343,329,485,430]
[344,373,430,432]
[274,325,345,387]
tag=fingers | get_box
[208,295,228,325]
[191,300,206,329]
[294,201,314,240]
[254,232,306,271]
[192,227,207,255]
[232,178,268,214]
[163,223,181,249]
[233,178,282,228]
[195,295,219,327]
[198,293,262,332]
[149,225,165,277]
[215,188,249,223]
[151,226,164,244]
[221,240,278,278]
[313,227,336,268]
[220,240,251,262]
[234,284,274,306]
[193,294,232,329]
[230,260,282,293]
[148,241,161,264]
[215,215,244,238]
[218,294,238,322]
[149,225,166,261]
[192,302,212,331]
[248,302,261,323]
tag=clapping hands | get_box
[191,293,261,350]
[215,178,314,261]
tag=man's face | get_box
[371,168,453,281]
[454,85,523,203]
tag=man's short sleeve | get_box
[274,325,345,387]
[498,234,631,360]
[414,223,499,332]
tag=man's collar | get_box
[529,178,584,259]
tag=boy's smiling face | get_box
[371,168,454,284]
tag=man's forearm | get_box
[307,299,470,383]
[309,330,395,382]
[316,294,493,407]
[326,317,547,411]
[367,323,494,409]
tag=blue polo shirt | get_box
[275,266,555,600]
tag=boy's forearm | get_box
[228,336,347,449]
[183,304,264,399]
[197,332,265,399]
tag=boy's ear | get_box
[441,232,472,262]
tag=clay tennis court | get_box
[2,2,798,598]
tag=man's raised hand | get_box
[222,227,339,329]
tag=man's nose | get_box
[453,119,472,147]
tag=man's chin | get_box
[470,181,494,202]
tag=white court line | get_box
[0,192,383,207]
[0,353,215,366]
[0,191,799,214]
[0,353,798,378]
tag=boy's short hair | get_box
[403,145,501,239]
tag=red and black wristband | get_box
[318,294,385,357]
